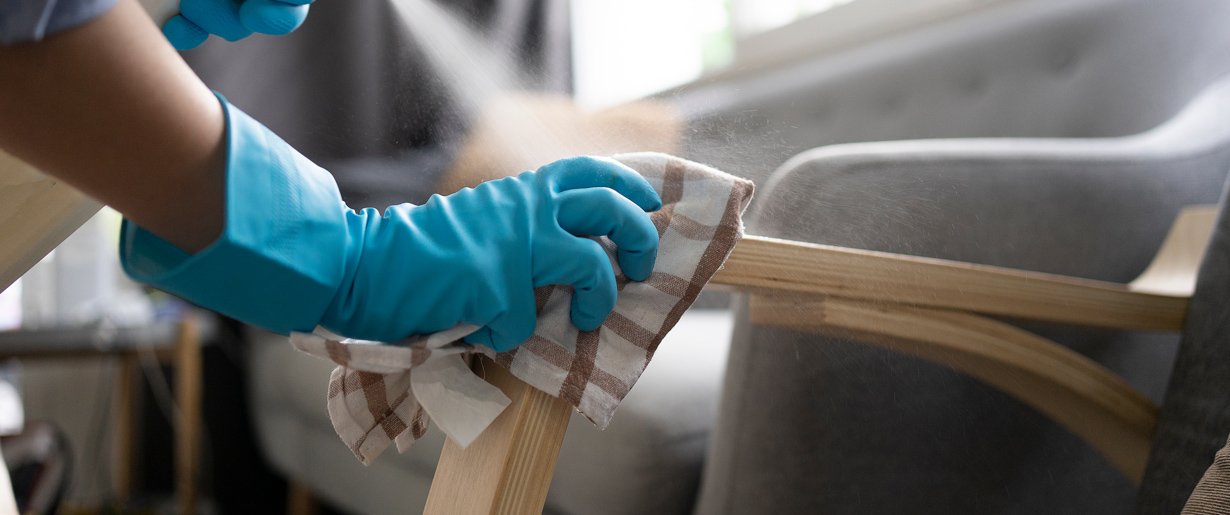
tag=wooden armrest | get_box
[711,234,1191,330]
[712,205,1218,330]
[711,206,1216,484]
[715,231,1188,482]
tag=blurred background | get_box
[5,0,1230,513]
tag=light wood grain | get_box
[712,234,1190,330]
[115,353,139,499]
[1129,204,1218,296]
[749,294,1158,483]
[0,150,101,291]
[423,357,572,515]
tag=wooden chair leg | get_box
[423,356,572,515]
[115,352,140,499]
[287,481,319,515]
[174,315,203,515]
[749,294,1158,483]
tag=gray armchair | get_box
[677,1,1230,511]
[692,61,1230,515]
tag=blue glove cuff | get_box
[120,93,357,335]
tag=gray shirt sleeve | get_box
[0,0,120,45]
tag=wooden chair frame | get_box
[422,206,1215,515]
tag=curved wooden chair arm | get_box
[712,205,1218,331]
[707,204,1216,485]
[747,295,1158,482]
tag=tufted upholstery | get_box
[690,4,1230,512]
[670,0,1230,187]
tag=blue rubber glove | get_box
[162,0,314,50]
[119,94,661,352]
[319,157,662,350]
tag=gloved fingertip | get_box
[622,183,661,213]
[643,191,663,212]
[570,305,607,332]
[613,177,661,213]
[179,0,253,41]
[618,251,656,282]
[162,15,209,50]
[240,0,309,35]
[546,156,663,211]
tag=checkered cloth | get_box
[289,152,754,465]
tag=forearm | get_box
[0,0,224,253]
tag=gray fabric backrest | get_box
[752,74,1230,280]
[671,0,1230,185]
[1137,178,1230,514]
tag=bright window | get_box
[571,0,860,109]
[571,0,732,109]
[732,0,858,37]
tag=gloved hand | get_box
[319,157,662,350]
[162,0,315,51]
[120,94,661,352]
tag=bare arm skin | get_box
[0,0,224,253]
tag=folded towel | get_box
[289,152,754,464]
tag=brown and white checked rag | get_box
[289,152,754,465]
